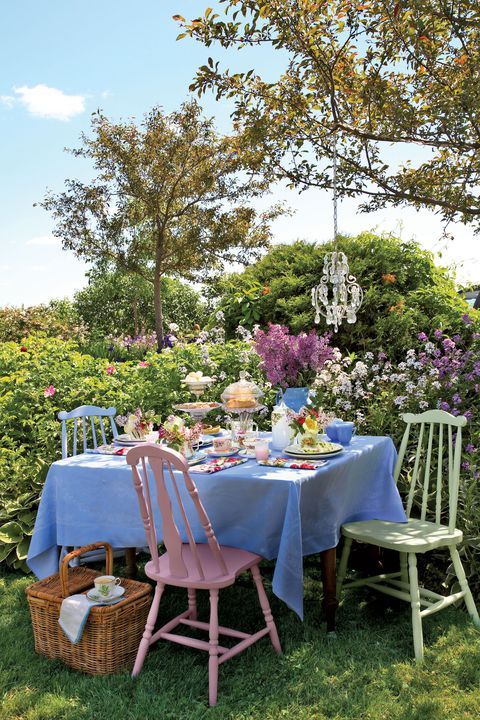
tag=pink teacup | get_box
[213,436,233,453]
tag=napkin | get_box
[257,458,328,470]
[189,457,248,474]
[85,445,128,456]
[58,593,122,644]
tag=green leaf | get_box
[16,537,30,560]
[0,522,24,544]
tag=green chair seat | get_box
[342,518,462,553]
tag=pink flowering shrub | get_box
[254,324,334,388]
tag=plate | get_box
[205,447,239,458]
[284,443,344,459]
[87,586,125,603]
[174,402,222,412]
[115,434,149,446]
[238,448,256,458]
[187,452,207,466]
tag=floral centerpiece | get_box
[288,405,335,449]
[116,408,156,439]
[158,415,203,457]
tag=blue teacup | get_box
[325,419,344,442]
[336,422,356,445]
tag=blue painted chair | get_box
[58,405,127,566]
[58,404,118,458]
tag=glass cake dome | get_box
[220,371,263,409]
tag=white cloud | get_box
[13,84,85,121]
[27,235,61,246]
[0,95,15,108]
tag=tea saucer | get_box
[187,452,207,466]
[238,448,256,458]
[87,586,125,603]
[205,446,239,458]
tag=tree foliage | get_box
[41,100,283,347]
[212,232,475,358]
[180,1,480,229]
[73,269,207,338]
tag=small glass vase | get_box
[298,431,319,449]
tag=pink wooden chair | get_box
[126,444,281,706]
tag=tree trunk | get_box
[153,271,164,351]
[132,295,139,335]
[154,218,166,352]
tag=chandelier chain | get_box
[333,143,338,244]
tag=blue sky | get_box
[0,0,478,307]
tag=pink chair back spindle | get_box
[127,445,228,580]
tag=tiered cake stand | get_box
[222,403,266,432]
[174,377,222,421]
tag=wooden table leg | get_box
[320,547,338,633]
[125,547,138,578]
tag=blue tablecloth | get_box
[27,435,406,619]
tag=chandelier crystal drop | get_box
[311,142,363,332]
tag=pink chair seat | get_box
[126,444,281,706]
[145,544,261,589]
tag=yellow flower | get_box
[304,416,318,434]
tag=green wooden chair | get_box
[337,409,479,661]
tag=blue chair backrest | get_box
[58,405,118,458]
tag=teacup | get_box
[242,429,260,454]
[336,422,356,445]
[94,575,121,598]
[325,419,344,442]
[213,436,233,453]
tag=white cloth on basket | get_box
[58,594,121,644]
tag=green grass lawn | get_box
[1,556,480,720]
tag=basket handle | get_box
[60,542,114,597]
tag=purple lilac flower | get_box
[462,313,473,325]
[443,338,456,351]
[434,329,443,340]
[461,461,471,471]
[439,401,450,411]
[452,393,462,405]
[466,444,476,454]
[254,324,334,387]
[417,332,428,341]
[464,410,473,421]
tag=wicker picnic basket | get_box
[25,542,152,675]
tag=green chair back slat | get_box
[436,424,444,525]
[421,424,435,521]
[406,422,424,517]
[401,410,466,529]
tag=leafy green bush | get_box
[212,233,472,359]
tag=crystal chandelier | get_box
[311,143,363,332]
